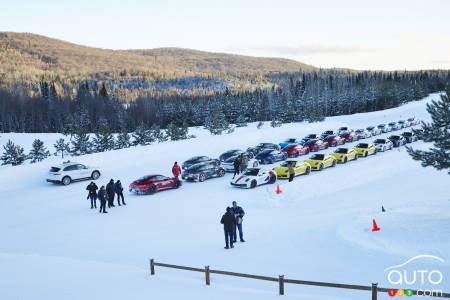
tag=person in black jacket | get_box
[98,186,107,213]
[115,180,126,206]
[233,157,240,179]
[86,182,98,209]
[106,179,115,208]
[220,207,236,249]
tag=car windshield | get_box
[389,122,396,126]
[259,149,272,155]
[284,138,296,143]
[339,127,347,130]
[403,132,412,136]
[378,124,385,128]
[223,150,239,155]
[389,136,400,140]
[399,120,405,123]
[356,143,368,148]
[408,118,414,121]
[306,134,316,138]
[324,131,333,134]
[334,148,348,154]
[355,129,363,133]
[367,126,374,130]
[50,167,60,172]
[243,168,259,176]
[136,176,150,183]
[310,154,324,160]
[187,156,204,161]
[374,139,385,143]
[284,144,296,150]
[280,161,294,167]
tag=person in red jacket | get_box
[172,162,181,178]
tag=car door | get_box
[76,164,90,179]
[63,165,78,179]
[205,164,215,178]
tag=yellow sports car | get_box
[353,143,377,157]
[273,160,311,179]
[304,154,337,171]
[330,148,358,163]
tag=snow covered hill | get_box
[0,93,449,300]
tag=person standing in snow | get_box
[172,162,181,179]
[230,201,245,243]
[115,180,126,206]
[106,179,115,208]
[240,153,248,173]
[86,181,98,209]
[220,207,236,249]
[288,162,295,182]
[98,186,107,213]
[233,156,240,178]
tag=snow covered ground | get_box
[0,93,449,300]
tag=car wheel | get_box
[62,176,71,186]
[295,151,299,157]
[270,158,274,164]
[319,164,324,171]
[364,152,368,157]
[332,160,336,167]
[218,169,225,177]
[374,149,377,155]
[383,146,386,152]
[199,173,206,182]
[250,180,257,188]
[173,180,180,188]
[91,171,100,180]
[344,157,348,163]
[269,174,276,184]
[248,152,254,159]
[305,167,311,175]
[253,161,259,167]
[354,154,358,160]
[149,185,157,194]
[306,149,310,154]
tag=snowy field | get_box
[0,93,449,300]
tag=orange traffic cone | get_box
[276,184,282,194]
[372,219,380,232]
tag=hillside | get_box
[0,32,316,86]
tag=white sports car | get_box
[373,138,393,152]
[47,161,101,185]
[230,168,277,188]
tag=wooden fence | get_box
[149,259,450,299]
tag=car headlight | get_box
[340,155,343,158]
[245,178,250,182]
[285,170,289,173]
[315,162,318,165]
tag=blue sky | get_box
[1,0,449,70]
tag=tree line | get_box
[0,70,448,135]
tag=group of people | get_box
[86,179,126,213]
[220,201,245,249]
[232,153,249,178]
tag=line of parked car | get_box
[46,117,420,193]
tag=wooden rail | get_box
[149,259,450,298]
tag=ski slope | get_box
[0,93,449,300]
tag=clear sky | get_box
[1,0,449,70]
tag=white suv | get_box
[47,161,101,185]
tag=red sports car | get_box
[339,131,360,143]
[282,143,310,157]
[129,174,182,194]
[303,139,328,152]
[322,135,345,147]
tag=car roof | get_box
[55,162,81,167]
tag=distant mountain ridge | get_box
[0,32,316,83]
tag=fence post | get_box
[371,283,378,300]
[205,266,210,285]
[279,275,285,295]
[150,259,155,275]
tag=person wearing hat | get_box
[230,201,245,243]
[86,181,98,209]
[98,186,108,213]
[106,179,115,208]
[220,207,236,249]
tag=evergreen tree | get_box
[235,114,248,127]
[407,87,450,173]
[93,124,115,152]
[257,121,264,129]
[166,122,189,140]
[29,139,50,163]
[70,129,92,156]
[204,105,230,135]
[62,116,78,140]
[132,122,153,145]
[1,140,26,166]
[115,129,132,149]
[149,124,168,142]
[54,138,70,158]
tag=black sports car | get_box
[182,156,218,169]
[401,131,418,143]
[181,161,225,182]
[387,135,407,147]
[247,143,280,156]
[219,149,253,161]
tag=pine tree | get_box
[257,121,264,129]
[407,87,450,173]
[235,114,248,127]
[70,129,92,156]
[115,129,131,149]
[1,140,26,166]
[29,139,50,163]
[166,122,189,140]
[62,116,78,140]
[149,124,168,142]
[54,138,70,158]
[93,124,115,152]
[204,107,230,135]
[132,122,153,145]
